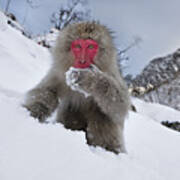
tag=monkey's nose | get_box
[80,59,86,64]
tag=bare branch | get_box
[5,0,12,13]
[117,36,143,73]
[119,36,142,55]
[51,0,91,30]
[27,0,41,9]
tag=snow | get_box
[0,12,180,180]
[0,11,8,31]
[132,49,180,111]
[34,28,59,48]
[133,98,180,123]
[0,12,51,93]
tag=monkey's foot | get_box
[86,130,125,154]
[86,120,126,154]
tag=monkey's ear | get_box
[65,46,71,52]
[99,47,106,53]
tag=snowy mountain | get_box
[131,49,180,111]
[0,11,180,180]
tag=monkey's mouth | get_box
[74,60,93,69]
[79,60,86,64]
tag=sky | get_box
[1,0,180,76]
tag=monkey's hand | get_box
[23,102,49,123]
[24,87,59,122]
[65,65,100,97]
[66,65,130,123]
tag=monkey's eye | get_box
[75,44,81,49]
[88,44,94,49]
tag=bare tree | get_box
[51,0,91,30]
[119,36,142,56]
[22,0,41,25]
[5,0,12,13]
[26,0,41,8]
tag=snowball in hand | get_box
[65,67,91,98]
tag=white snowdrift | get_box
[133,98,180,123]
[0,12,180,180]
[0,12,50,93]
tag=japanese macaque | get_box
[24,22,130,154]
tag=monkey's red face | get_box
[71,39,99,68]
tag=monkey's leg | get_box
[90,74,130,124]
[85,110,126,154]
[56,105,87,131]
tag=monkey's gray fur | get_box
[24,22,131,154]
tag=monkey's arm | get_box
[24,71,60,122]
[66,66,130,123]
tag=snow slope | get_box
[0,11,50,93]
[0,12,180,180]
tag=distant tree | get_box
[119,36,142,58]
[26,0,41,8]
[124,74,134,86]
[51,0,91,30]
[22,0,41,26]
[4,0,11,13]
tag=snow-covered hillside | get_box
[0,12,180,180]
[132,49,180,111]
[0,12,51,93]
